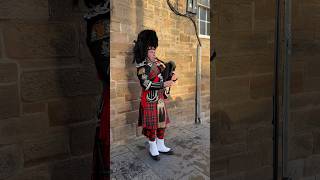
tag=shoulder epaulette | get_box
[136,60,146,68]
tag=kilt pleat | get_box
[139,94,170,130]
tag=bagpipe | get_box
[159,60,177,98]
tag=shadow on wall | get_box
[47,1,101,180]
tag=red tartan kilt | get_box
[139,98,170,129]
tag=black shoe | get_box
[159,149,174,155]
[149,152,160,161]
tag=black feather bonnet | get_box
[133,29,158,64]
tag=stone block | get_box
[214,77,250,105]
[4,22,76,58]
[48,96,98,126]
[244,166,273,180]
[228,153,261,174]
[50,156,92,180]
[215,99,273,130]
[0,145,23,179]
[69,122,96,156]
[7,165,50,180]
[304,155,320,177]
[0,62,18,83]
[313,131,320,154]
[305,77,320,93]
[247,140,273,166]
[48,0,87,18]
[287,159,304,180]
[0,84,19,119]
[215,56,251,78]
[0,0,48,19]
[0,118,20,145]
[290,71,304,94]
[112,123,136,142]
[290,108,320,135]
[213,143,246,160]
[250,54,274,74]
[247,125,273,143]
[250,74,273,99]
[22,102,46,114]
[20,113,50,140]
[218,1,253,32]
[306,60,320,78]
[21,67,101,102]
[23,130,69,166]
[290,92,320,110]
[214,129,247,145]
[214,31,273,57]
[288,133,313,160]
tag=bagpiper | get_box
[133,29,177,161]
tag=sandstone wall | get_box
[212,0,320,179]
[212,0,275,179]
[287,0,320,179]
[0,1,101,179]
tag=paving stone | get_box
[111,151,151,179]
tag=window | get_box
[198,0,210,38]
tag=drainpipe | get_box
[166,0,202,124]
[195,45,202,124]
[273,0,281,179]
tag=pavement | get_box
[110,120,210,180]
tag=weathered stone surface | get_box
[214,31,273,57]
[48,96,98,126]
[50,156,92,180]
[7,165,50,180]
[0,145,23,179]
[247,125,273,143]
[0,0,48,19]
[313,131,320,154]
[288,133,313,160]
[0,62,18,83]
[290,92,320,110]
[112,123,136,142]
[69,122,96,156]
[304,155,320,177]
[215,99,272,130]
[218,1,253,32]
[287,159,304,180]
[214,77,250,105]
[4,23,76,58]
[290,71,304,94]
[290,108,320,135]
[0,84,19,119]
[214,143,246,160]
[21,67,101,102]
[228,153,260,174]
[48,0,87,18]
[0,118,20,145]
[20,113,50,140]
[22,102,46,114]
[23,130,69,166]
[247,140,273,166]
[214,128,247,145]
[244,166,272,180]
[305,77,320,93]
[250,74,273,99]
